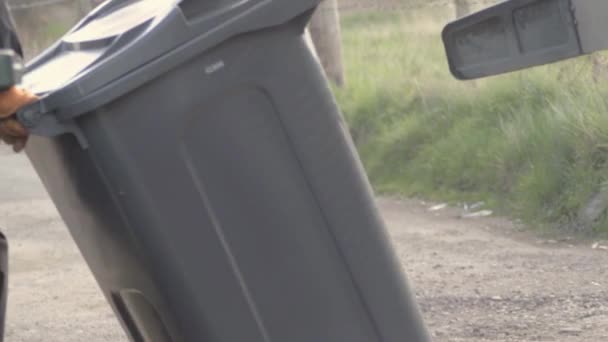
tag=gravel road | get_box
[1,148,607,341]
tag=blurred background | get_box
[9,0,103,60]
[9,0,608,236]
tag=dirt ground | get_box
[0,147,607,341]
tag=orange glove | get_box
[0,87,38,152]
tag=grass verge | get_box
[336,11,608,235]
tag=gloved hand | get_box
[0,87,37,152]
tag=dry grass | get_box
[337,11,608,234]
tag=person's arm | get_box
[0,0,37,152]
[0,87,37,152]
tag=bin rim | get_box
[18,0,320,146]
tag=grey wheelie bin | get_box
[17,0,430,341]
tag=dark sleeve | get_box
[0,0,22,57]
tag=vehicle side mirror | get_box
[443,0,608,80]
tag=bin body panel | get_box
[26,17,429,342]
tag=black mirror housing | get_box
[443,0,608,80]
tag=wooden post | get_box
[308,0,345,87]
[454,0,471,18]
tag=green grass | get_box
[336,11,608,235]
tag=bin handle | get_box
[17,101,88,148]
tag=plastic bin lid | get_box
[19,0,320,128]
[25,1,167,94]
